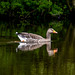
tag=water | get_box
[0,21,75,75]
[0,40,58,75]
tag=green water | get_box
[0,21,75,75]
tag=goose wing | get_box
[20,32,44,39]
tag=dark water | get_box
[0,22,75,75]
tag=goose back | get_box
[20,32,44,39]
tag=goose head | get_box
[46,28,58,40]
[47,28,58,34]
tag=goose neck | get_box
[46,31,51,41]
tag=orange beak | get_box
[53,30,58,33]
[53,49,58,53]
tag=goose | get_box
[16,28,57,43]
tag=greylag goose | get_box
[16,28,57,43]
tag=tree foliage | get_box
[0,0,69,18]
[0,2,10,14]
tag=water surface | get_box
[0,24,75,75]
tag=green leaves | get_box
[37,0,52,11]
[0,2,10,14]
[11,2,22,9]
[0,2,10,9]
[0,0,70,20]
[49,4,63,15]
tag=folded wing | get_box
[20,32,44,39]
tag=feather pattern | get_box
[18,32,44,39]
[16,28,57,42]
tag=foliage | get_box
[0,0,69,19]
[0,2,10,14]
[49,4,63,15]
[0,0,73,30]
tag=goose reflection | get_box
[46,42,58,56]
[16,42,58,56]
[16,42,44,51]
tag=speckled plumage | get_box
[16,28,57,43]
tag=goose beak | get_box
[53,48,58,53]
[53,30,58,33]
